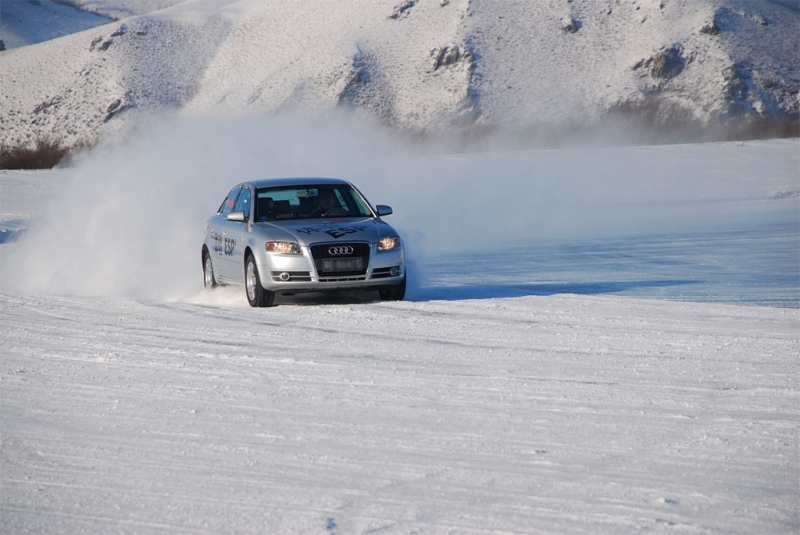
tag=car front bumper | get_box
[254,243,405,294]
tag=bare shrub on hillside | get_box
[722,118,800,141]
[0,137,91,170]
[604,98,707,144]
[407,103,798,152]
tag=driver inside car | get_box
[314,189,339,216]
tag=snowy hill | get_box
[0,0,798,148]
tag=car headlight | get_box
[266,241,302,255]
[377,236,401,252]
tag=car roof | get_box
[245,177,352,189]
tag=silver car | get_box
[202,177,406,307]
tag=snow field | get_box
[1,290,797,533]
[0,128,798,532]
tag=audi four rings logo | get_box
[328,246,354,255]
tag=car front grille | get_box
[310,242,370,278]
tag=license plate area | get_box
[322,258,363,273]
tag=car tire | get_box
[245,254,276,307]
[378,274,406,301]
[203,249,217,289]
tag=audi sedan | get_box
[201,177,406,307]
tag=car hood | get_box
[254,217,395,246]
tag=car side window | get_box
[219,186,242,217]
[233,187,251,219]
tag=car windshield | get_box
[254,184,374,222]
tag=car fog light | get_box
[390,267,399,276]
[280,272,291,281]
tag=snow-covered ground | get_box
[1,290,796,533]
[1,121,798,532]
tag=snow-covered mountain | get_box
[0,0,797,148]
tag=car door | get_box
[222,185,252,283]
[207,186,239,282]
[213,186,242,282]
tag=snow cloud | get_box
[2,111,797,301]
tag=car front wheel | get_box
[245,254,276,307]
[378,274,406,301]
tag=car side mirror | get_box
[375,205,393,217]
[227,210,246,222]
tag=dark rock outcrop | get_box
[430,44,473,71]
[634,45,686,80]
[389,0,416,20]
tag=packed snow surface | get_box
[1,291,796,533]
[0,126,798,532]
